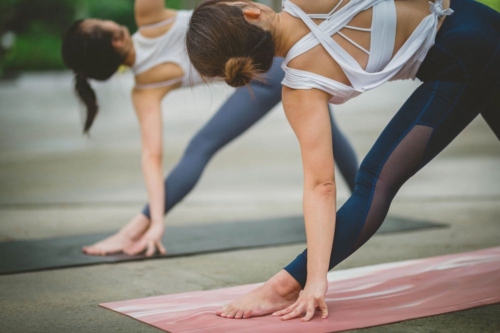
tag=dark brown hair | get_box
[186,0,275,87]
[61,20,124,133]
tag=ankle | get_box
[268,270,302,296]
[119,214,150,238]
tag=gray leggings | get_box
[142,58,358,218]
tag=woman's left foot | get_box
[82,214,150,256]
[216,270,301,319]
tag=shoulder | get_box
[134,9,178,39]
[134,62,184,86]
[132,85,171,104]
[282,85,330,109]
[287,0,342,14]
[135,4,175,28]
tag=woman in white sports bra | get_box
[60,0,359,257]
[186,0,500,321]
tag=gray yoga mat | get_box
[0,215,445,275]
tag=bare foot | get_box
[82,214,150,256]
[216,270,301,319]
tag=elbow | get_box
[315,182,336,197]
[307,179,336,198]
[142,152,162,166]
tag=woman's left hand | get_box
[124,222,166,256]
[273,276,329,322]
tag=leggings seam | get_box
[416,127,436,171]
[438,84,467,127]
[416,121,436,128]
[416,83,468,169]
[352,81,440,249]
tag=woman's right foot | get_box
[82,214,150,256]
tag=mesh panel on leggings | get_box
[354,125,434,250]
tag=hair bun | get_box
[224,57,255,87]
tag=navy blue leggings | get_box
[285,0,500,287]
[142,58,359,218]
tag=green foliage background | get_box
[0,0,186,72]
[481,0,500,11]
[0,0,498,72]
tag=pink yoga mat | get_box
[101,247,500,333]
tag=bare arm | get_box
[277,86,336,321]
[134,0,171,27]
[129,87,171,255]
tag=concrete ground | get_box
[0,72,499,332]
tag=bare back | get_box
[133,5,183,90]
[285,0,450,88]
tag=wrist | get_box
[151,217,164,225]
[306,268,328,282]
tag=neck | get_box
[271,11,294,58]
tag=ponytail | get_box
[62,19,125,133]
[74,73,98,133]
[224,57,256,87]
[186,1,275,86]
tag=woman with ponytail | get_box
[186,0,500,322]
[62,18,127,132]
[61,0,359,256]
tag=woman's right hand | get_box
[124,222,166,256]
[272,276,329,322]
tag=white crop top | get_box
[281,0,453,104]
[131,10,203,89]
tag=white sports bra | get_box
[281,0,453,104]
[131,10,203,89]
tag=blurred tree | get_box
[0,0,187,73]
[1,0,75,72]
[80,0,135,31]
[2,0,74,34]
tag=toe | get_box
[243,309,253,319]
[225,308,238,319]
[220,306,231,318]
[84,247,98,255]
[234,309,245,319]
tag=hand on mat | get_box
[272,277,328,322]
[124,223,166,256]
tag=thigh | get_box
[481,93,500,140]
[351,80,486,249]
[358,80,484,185]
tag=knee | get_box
[353,163,397,200]
[185,133,218,158]
[352,163,378,197]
